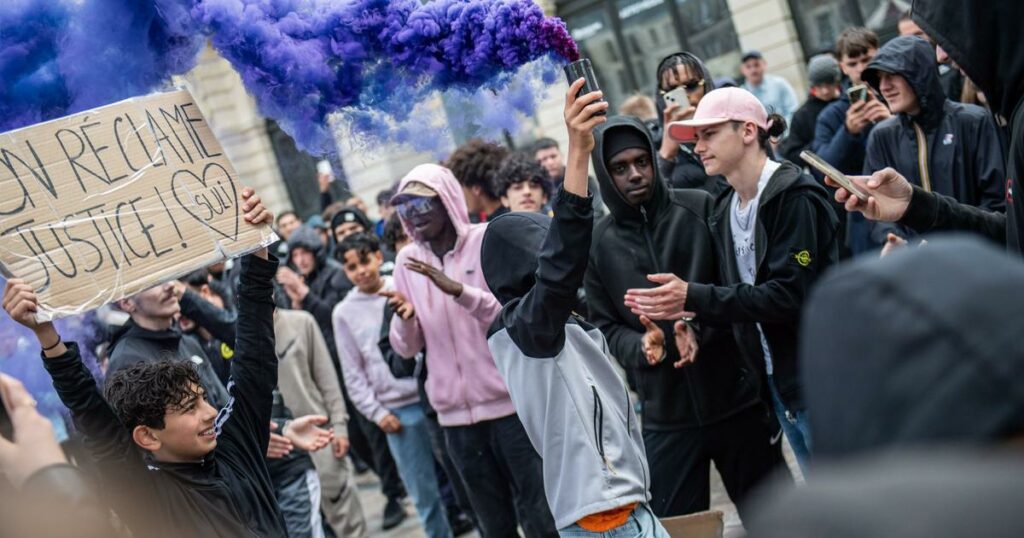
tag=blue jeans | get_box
[387,403,453,538]
[768,376,812,471]
[559,504,669,537]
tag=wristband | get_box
[41,337,62,352]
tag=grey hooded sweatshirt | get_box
[482,189,650,529]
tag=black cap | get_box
[741,50,764,63]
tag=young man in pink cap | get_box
[626,87,840,470]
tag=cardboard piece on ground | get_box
[661,510,725,538]
[0,89,276,320]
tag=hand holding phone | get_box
[800,150,870,201]
[663,86,688,107]
[846,84,868,103]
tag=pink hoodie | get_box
[388,164,512,427]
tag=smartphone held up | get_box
[564,58,606,115]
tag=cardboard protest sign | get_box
[0,89,276,320]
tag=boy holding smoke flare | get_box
[480,79,669,535]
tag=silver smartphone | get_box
[664,86,688,106]
[800,150,870,201]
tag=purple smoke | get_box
[1,0,578,153]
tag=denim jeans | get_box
[559,504,669,537]
[768,376,812,471]
[444,414,558,538]
[386,403,453,538]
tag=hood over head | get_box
[654,52,717,130]
[393,164,473,246]
[481,212,550,305]
[287,225,324,256]
[802,235,1024,459]
[862,35,947,129]
[912,0,1024,119]
[330,206,374,234]
[592,115,669,225]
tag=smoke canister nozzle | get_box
[563,58,606,115]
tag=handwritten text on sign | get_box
[0,90,274,320]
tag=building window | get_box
[675,0,742,78]
[789,0,905,56]
[614,0,682,95]
[565,8,632,108]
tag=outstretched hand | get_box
[3,280,64,356]
[825,167,913,223]
[624,274,696,320]
[283,415,334,452]
[240,187,273,259]
[405,258,463,297]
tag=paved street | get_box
[354,441,801,537]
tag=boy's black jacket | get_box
[44,254,287,537]
[686,161,840,410]
[585,115,762,430]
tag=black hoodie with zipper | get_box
[287,225,351,362]
[585,116,762,430]
[43,255,287,537]
[862,36,1005,224]
[684,161,839,411]
[900,0,1024,255]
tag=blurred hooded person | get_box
[743,236,1024,538]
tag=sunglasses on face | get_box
[396,197,437,219]
[660,79,705,95]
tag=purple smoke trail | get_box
[1,0,577,153]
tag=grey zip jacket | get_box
[482,189,650,529]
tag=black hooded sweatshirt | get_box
[43,255,287,537]
[585,116,762,430]
[684,161,839,411]
[900,0,1024,255]
[654,52,730,196]
[862,36,1005,219]
[801,236,1024,459]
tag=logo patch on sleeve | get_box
[791,249,812,267]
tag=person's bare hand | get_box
[267,422,293,459]
[378,413,402,434]
[283,415,334,452]
[639,316,666,366]
[3,280,63,354]
[865,99,892,123]
[405,258,463,297]
[672,321,698,367]
[241,187,273,226]
[564,78,609,155]
[380,290,415,320]
[624,274,696,320]
[0,374,67,488]
[331,436,350,459]
[276,267,299,288]
[825,167,913,222]
[844,99,873,134]
[879,232,908,258]
[659,103,696,159]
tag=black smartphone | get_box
[847,84,868,104]
[0,401,12,441]
[563,58,607,115]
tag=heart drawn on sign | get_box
[170,162,239,241]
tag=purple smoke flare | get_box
[1,0,578,153]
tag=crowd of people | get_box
[2,1,1023,537]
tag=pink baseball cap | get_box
[667,87,771,143]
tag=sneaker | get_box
[382,497,407,530]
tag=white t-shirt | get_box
[730,158,780,375]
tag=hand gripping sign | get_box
[0,89,276,320]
